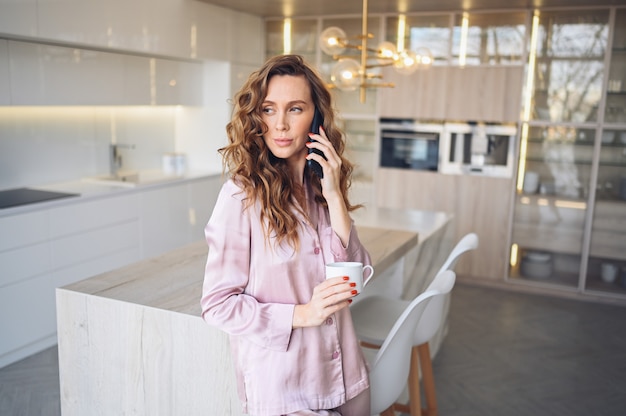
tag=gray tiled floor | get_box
[1,282,625,415]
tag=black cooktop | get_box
[0,188,80,209]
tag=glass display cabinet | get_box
[587,127,626,295]
[587,8,626,296]
[510,8,626,299]
[530,10,610,123]
[451,11,527,65]
[510,125,595,289]
[604,8,626,124]
[385,14,451,64]
[265,19,318,66]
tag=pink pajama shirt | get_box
[201,179,371,416]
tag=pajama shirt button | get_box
[314,247,320,254]
[326,317,333,325]
[331,351,339,359]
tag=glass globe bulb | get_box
[393,50,420,74]
[376,41,397,63]
[320,26,347,56]
[330,59,361,91]
[415,47,434,66]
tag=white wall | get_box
[176,61,233,173]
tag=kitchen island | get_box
[56,207,452,415]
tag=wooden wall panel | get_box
[376,168,514,280]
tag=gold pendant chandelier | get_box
[319,0,433,103]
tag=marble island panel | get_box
[60,225,418,316]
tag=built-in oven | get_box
[439,122,517,177]
[379,118,442,171]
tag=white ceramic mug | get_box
[325,262,374,294]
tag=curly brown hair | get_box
[220,54,361,250]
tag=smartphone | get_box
[307,107,325,178]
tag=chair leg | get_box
[408,345,423,416]
[417,343,437,416]
[380,405,396,416]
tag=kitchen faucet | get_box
[110,143,135,177]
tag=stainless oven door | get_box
[380,130,440,171]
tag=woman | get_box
[200,54,372,416]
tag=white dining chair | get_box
[353,233,478,416]
[364,270,456,416]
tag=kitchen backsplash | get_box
[0,106,223,190]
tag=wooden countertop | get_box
[62,225,418,317]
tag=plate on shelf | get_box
[521,257,553,279]
[525,251,552,263]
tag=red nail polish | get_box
[343,276,350,281]
[350,282,356,287]
[351,290,358,295]
[348,299,353,304]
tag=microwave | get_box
[379,118,442,171]
[439,122,517,177]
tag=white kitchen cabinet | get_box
[0,40,10,105]
[153,58,204,106]
[0,208,48,252]
[123,54,152,105]
[0,193,141,368]
[0,269,58,367]
[187,175,224,241]
[7,41,45,104]
[0,210,51,367]
[49,193,139,237]
[229,10,265,65]
[193,1,231,61]
[0,241,49,288]
[34,0,261,62]
[36,0,161,56]
[49,194,141,268]
[8,39,203,106]
[37,0,131,51]
[42,45,126,106]
[123,56,204,105]
[139,176,224,258]
[0,210,50,289]
[9,40,126,105]
[140,184,190,259]
[145,0,195,58]
[0,0,37,38]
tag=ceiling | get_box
[198,0,625,18]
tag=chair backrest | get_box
[369,270,456,415]
[433,232,479,279]
[426,233,478,278]
[414,233,477,346]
